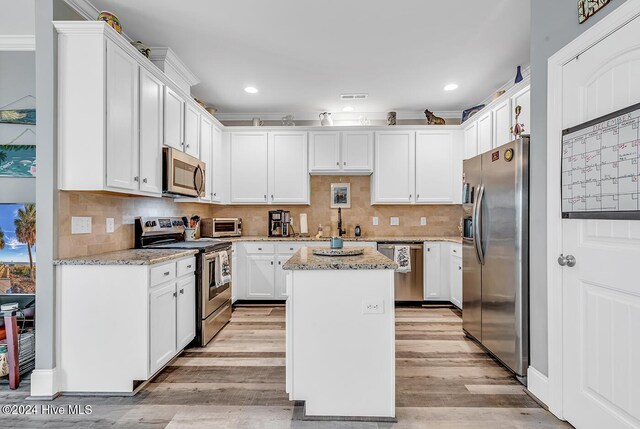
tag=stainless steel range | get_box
[135,217,232,346]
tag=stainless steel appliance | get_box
[135,217,232,346]
[163,147,206,197]
[268,210,291,237]
[377,243,424,302]
[201,218,243,238]
[462,137,529,381]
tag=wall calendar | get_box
[562,102,640,220]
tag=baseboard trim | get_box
[527,366,549,406]
[29,368,59,399]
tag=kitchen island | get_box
[282,247,397,420]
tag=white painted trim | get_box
[0,35,36,51]
[215,110,463,122]
[148,47,200,87]
[63,0,133,42]
[545,0,640,420]
[527,366,550,406]
[30,368,59,398]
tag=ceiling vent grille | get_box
[340,93,368,100]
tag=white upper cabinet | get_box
[342,131,373,173]
[492,99,512,148]
[372,131,415,204]
[199,114,213,202]
[269,131,309,204]
[164,86,184,150]
[511,86,530,137]
[477,111,493,154]
[210,127,227,203]
[105,39,140,191]
[309,132,341,172]
[463,121,478,160]
[230,132,269,203]
[415,131,458,204]
[184,103,200,158]
[138,67,164,195]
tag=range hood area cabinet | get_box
[371,129,463,205]
[229,131,310,205]
[55,21,220,198]
[308,131,373,175]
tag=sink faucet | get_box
[337,208,346,237]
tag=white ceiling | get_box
[89,0,530,116]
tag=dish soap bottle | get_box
[355,225,361,237]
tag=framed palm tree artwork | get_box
[0,203,36,294]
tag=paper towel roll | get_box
[299,213,308,235]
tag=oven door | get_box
[163,147,206,197]
[202,250,232,318]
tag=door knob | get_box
[557,254,576,267]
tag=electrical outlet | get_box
[372,216,379,226]
[390,217,400,226]
[420,217,427,226]
[71,217,92,234]
[106,218,115,233]
[362,300,384,314]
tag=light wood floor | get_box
[0,306,571,428]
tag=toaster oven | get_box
[201,218,243,237]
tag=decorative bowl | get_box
[98,11,122,33]
[131,40,151,58]
[312,248,364,257]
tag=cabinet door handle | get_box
[143,178,148,183]
[264,194,267,200]
[427,248,430,252]
[271,194,274,200]
[164,271,170,276]
[258,247,262,250]
[343,161,346,165]
[186,265,192,269]
[458,266,462,270]
[289,247,294,250]
[213,192,217,196]
[173,292,177,297]
[278,261,281,265]
[134,176,139,182]
[409,194,412,199]
[186,144,190,148]
[180,288,184,294]
[417,194,420,198]
[270,261,274,265]
[336,161,339,166]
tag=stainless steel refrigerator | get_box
[462,137,529,381]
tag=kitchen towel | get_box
[394,245,411,273]
[217,251,232,286]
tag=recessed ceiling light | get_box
[244,86,258,94]
[343,106,354,112]
[444,84,459,91]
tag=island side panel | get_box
[288,269,395,418]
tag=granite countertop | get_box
[282,247,398,271]
[228,235,463,244]
[54,249,199,266]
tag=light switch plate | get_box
[362,300,384,314]
[106,218,115,233]
[372,216,379,226]
[420,217,427,226]
[390,217,400,226]
[71,216,92,234]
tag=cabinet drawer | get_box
[150,262,176,286]
[276,242,306,254]
[244,242,275,254]
[177,257,196,277]
[450,244,462,257]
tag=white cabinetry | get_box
[246,255,276,298]
[164,86,184,150]
[184,102,200,158]
[176,276,196,350]
[463,121,478,160]
[510,86,530,136]
[423,242,445,301]
[477,111,493,154]
[309,132,341,172]
[449,253,463,309]
[199,114,213,202]
[230,132,309,204]
[210,127,227,203]
[139,68,164,194]
[309,131,373,174]
[492,99,512,149]
[149,282,177,373]
[372,131,415,203]
[415,131,461,204]
[342,131,373,173]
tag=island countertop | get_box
[282,246,398,270]
[54,249,199,266]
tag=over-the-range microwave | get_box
[163,147,206,197]
[201,218,243,238]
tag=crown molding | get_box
[0,35,36,51]
[63,0,133,42]
[148,47,200,87]
[214,110,462,121]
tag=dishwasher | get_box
[377,243,424,302]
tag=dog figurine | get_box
[424,109,446,125]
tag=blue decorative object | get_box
[514,65,524,84]
[461,105,485,124]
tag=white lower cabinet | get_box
[246,255,276,298]
[449,255,463,309]
[176,276,196,350]
[275,255,290,299]
[424,241,462,308]
[149,282,177,374]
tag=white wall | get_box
[0,0,35,36]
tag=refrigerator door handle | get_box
[474,184,485,265]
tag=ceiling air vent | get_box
[340,93,368,100]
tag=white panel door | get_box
[105,40,139,191]
[373,131,415,204]
[176,276,196,350]
[492,99,512,148]
[477,111,493,154]
[511,86,530,137]
[423,242,444,300]
[199,115,213,202]
[309,132,340,172]
[342,131,373,173]
[415,131,454,203]
[275,255,289,299]
[269,131,309,204]
[184,103,200,158]
[561,15,640,429]
[230,132,269,203]
[246,255,276,298]
[164,86,184,150]
[138,68,163,195]
[449,257,462,309]
[211,127,224,203]
[463,121,478,160]
[149,282,176,374]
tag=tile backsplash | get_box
[58,176,463,258]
